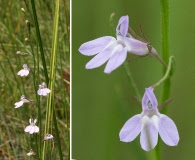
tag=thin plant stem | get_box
[123,62,141,100]
[156,0,171,159]
[53,101,63,159]
[160,0,170,111]
[30,0,48,156]
[30,0,49,85]
[59,54,70,155]
[146,146,157,160]
[152,56,174,88]
[29,39,42,157]
[42,0,62,159]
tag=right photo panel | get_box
[72,0,195,159]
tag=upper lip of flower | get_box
[116,15,129,37]
[23,64,29,70]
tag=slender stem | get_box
[160,0,170,108]
[152,56,174,88]
[156,0,170,159]
[146,148,157,160]
[53,102,63,159]
[30,0,49,85]
[123,62,141,100]
[30,40,42,157]
[42,0,62,159]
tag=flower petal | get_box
[22,99,30,103]
[45,88,51,93]
[85,41,117,69]
[24,70,29,76]
[124,37,148,55]
[42,88,50,96]
[17,70,25,76]
[79,36,115,56]
[116,15,129,37]
[145,87,158,108]
[17,69,29,76]
[37,89,42,95]
[104,46,127,74]
[42,90,47,96]
[119,115,142,142]
[141,89,148,110]
[158,114,179,146]
[24,126,32,132]
[34,119,37,124]
[14,101,24,108]
[29,127,35,134]
[34,126,39,133]
[140,116,158,151]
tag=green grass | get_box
[0,0,70,159]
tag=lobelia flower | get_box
[17,64,30,76]
[37,82,51,96]
[119,87,179,151]
[24,118,39,134]
[14,95,31,108]
[78,15,157,74]
[43,133,54,141]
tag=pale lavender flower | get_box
[43,133,54,141]
[24,118,39,134]
[119,87,179,151]
[14,95,30,108]
[17,64,30,76]
[37,82,51,96]
[79,15,156,74]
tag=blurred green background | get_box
[73,0,195,159]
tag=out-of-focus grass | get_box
[0,0,69,159]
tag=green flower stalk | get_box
[42,0,63,159]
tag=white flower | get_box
[24,119,39,134]
[14,95,30,108]
[43,134,54,141]
[27,149,36,156]
[17,64,30,76]
[37,82,51,96]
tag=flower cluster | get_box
[78,15,179,151]
[15,60,52,155]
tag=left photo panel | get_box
[0,0,70,159]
